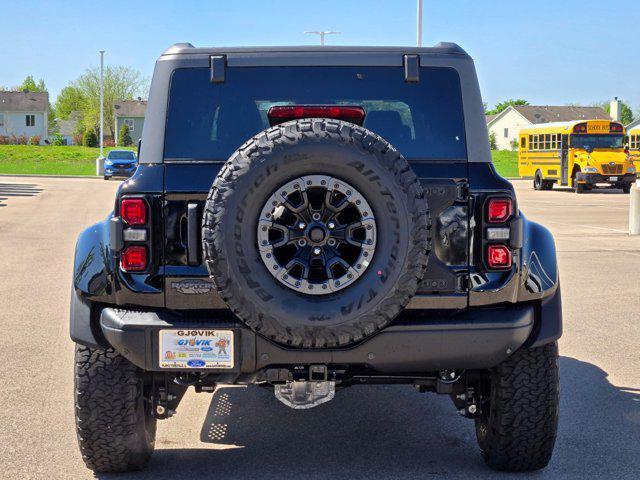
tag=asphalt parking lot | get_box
[0,176,638,479]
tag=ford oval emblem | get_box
[187,359,206,368]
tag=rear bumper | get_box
[100,305,536,374]
[576,172,636,185]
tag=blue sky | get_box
[1,0,638,114]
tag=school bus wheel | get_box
[533,170,553,191]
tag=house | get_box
[486,105,611,150]
[57,112,81,145]
[114,99,146,145]
[0,91,49,144]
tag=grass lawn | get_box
[0,145,521,178]
[0,145,135,176]
[491,150,519,178]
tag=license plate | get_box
[159,329,234,369]
[610,176,618,181]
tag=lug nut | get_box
[468,405,477,414]
[313,247,322,255]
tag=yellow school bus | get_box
[629,126,640,162]
[518,120,636,193]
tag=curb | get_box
[0,173,101,180]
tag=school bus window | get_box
[521,137,526,148]
[545,134,551,150]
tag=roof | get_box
[161,42,468,57]
[512,105,610,124]
[485,114,498,124]
[520,119,623,135]
[114,100,147,118]
[0,91,49,112]
[486,105,611,129]
[627,119,640,131]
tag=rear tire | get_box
[622,184,631,194]
[533,171,552,191]
[74,345,156,473]
[575,183,585,194]
[533,171,543,190]
[103,175,111,181]
[475,342,559,472]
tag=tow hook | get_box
[273,365,336,409]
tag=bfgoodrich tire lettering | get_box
[74,345,156,473]
[202,118,430,348]
[475,342,559,472]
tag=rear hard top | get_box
[139,44,491,165]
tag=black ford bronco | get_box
[71,44,562,473]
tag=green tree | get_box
[599,100,635,125]
[17,75,46,93]
[486,99,530,116]
[55,85,86,120]
[119,123,133,146]
[56,66,147,138]
[83,128,98,147]
[489,132,497,150]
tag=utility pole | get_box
[96,50,105,176]
[417,0,423,47]
[304,31,340,46]
[99,50,105,159]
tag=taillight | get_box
[267,105,366,126]
[120,198,147,225]
[121,246,147,272]
[486,245,512,269]
[487,198,512,223]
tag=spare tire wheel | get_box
[202,118,430,348]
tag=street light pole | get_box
[99,50,105,159]
[417,0,423,47]
[304,31,340,46]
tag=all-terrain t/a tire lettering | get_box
[202,118,431,348]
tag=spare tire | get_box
[202,118,430,348]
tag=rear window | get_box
[164,66,467,161]
[108,151,136,160]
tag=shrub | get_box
[0,136,9,145]
[29,135,41,145]
[83,129,98,147]
[11,134,28,145]
[489,132,497,150]
[51,134,66,146]
[119,123,133,147]
[510,139,519,151]
[104,138,115,147]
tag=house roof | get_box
[627,118,640,131]
[485,114,498,124]
[512,105,610,124]
[0,91,49,112]
[114,100,147,117]
[486,105,611,129]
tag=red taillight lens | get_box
[121,198,147,225]
[267,105,366,126]
[487,198,512,223]
[487,245,512,269]
[121,246,147,272]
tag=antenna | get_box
[304,30,340,46]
